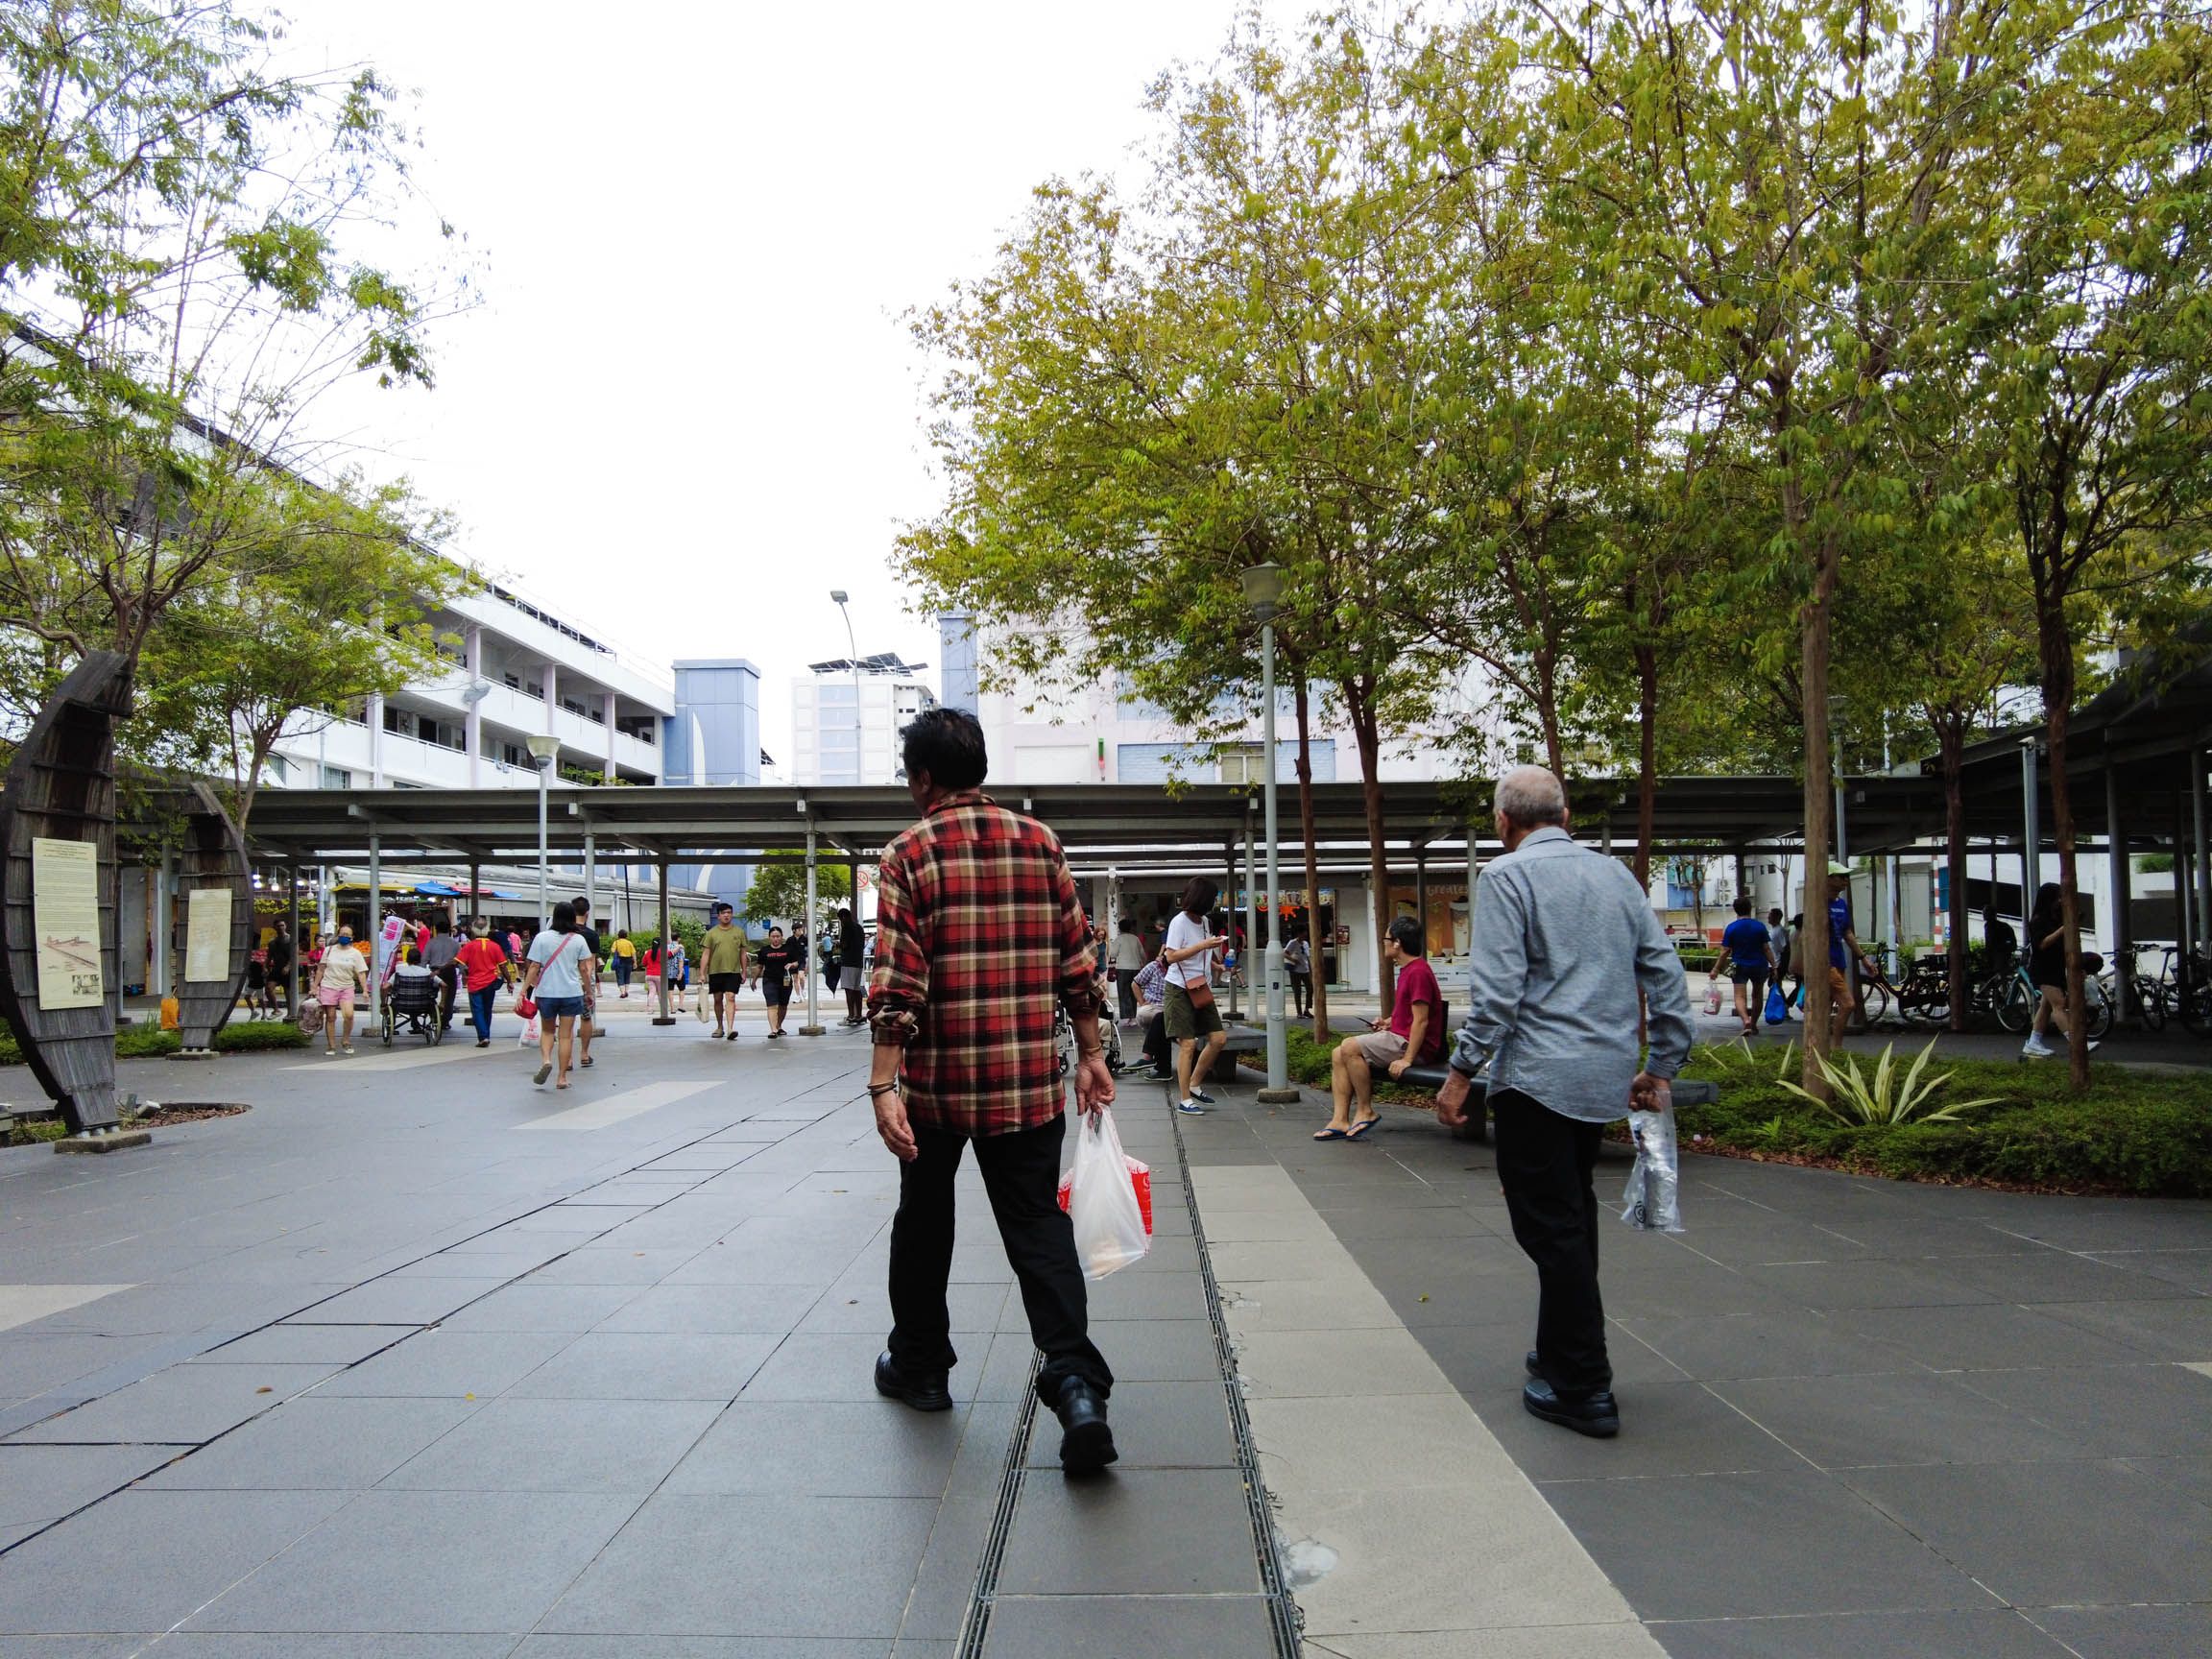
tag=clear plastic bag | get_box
[1066,1107,1150,1281]
[1621,1108,1685,1233]
[517,1015,539,1048]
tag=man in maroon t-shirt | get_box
[1317,916,1443,1141]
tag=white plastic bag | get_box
[1066,1108,1150,1281]
[1704,979,1724,1015]
[1621,1108,1685,1233]
[517,1014,539,1048]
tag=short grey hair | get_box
[1495,765,1568,829]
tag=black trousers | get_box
[1117,974,1139,1023]
[1140,1009,1171,1070]
[1288,970,1312,1017]
[1491,1089,1612,1396]
[888,1114,1113,1402]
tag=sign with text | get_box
[32,836,104,1009]
[184,887,233,982]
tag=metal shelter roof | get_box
[227,774,1968,873]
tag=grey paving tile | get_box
[2088,1247,2212,1293]
[1839,1303,2154,1370]
[0,1334,137,1399]
[524,1245,707,1285]
[981,1594,1276,1658]
[602,1283,830,1334]
[6,1362,336,1445]
[436,1283,644,1332]
[792,1281,1007,1336]
[1086,1318,1219,1382]
[1842,1459,2209,1605]
[892,1492,991,1640]
[152,1637,520,1657]
[2032,1603,2212,1658]
[310,1330,576,1398]
[1022,1378,1238,1469]
[996,1468,1262,1596]
[1313,1203,1501,1241]
[187,1489,637,1633]
[1479,1380,1802,1480]
[1928,1249,2197,1305]
[1412,1319,1688,1395]
[974,1332,1043,1402]
[2120,1451,2212,1510]
[388,1248,576,1280]
[1710,1370,2089,1468]
[1616,1310,1928,1382]
[742,1334,980,1404]
[381,1396,721,1492]
[1083,1269,1209,1321]
[1736,1259,1996,1312]
[143,1395,478,1490]
[2029,1294,2212,1360]
[544,1493,937,1636]
[661,1238,857,1286]
[1588,1258,1803,1320]
[1651,1609,2075,1657]
[0,1443,176,1526]
[0,1488,349,1631]
[1541,1471,1996,1619]
[287,1278,510,1325]
[516,1641,891,1658]
[665,1400,971,1496]
[187,1324,406,1366]
[1960,1362,2212,1455]
[510,1331,778,1401]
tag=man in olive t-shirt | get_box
[703,902,749,1041]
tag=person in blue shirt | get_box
[1718,896,1777,1037]
[1823,863,1876,1033]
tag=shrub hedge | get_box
[1,1019,309,1067]
[1253,1022,2212,1197]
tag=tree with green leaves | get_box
[741,861,853,931]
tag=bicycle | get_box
[2114,944,2167,1032]
[1991,959,2111,1040]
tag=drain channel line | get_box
[952,1351,1043,1659]
[1171,1110,1305,1659]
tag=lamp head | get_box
[461,678,492,707]
[1238,563,1286,621]
[525,733,560,767]
[830,589,850,606]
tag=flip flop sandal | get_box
[1346,1118,1381,1141]
[1311,1126,1352,1141]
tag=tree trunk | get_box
[1294,671,1329,1042]
[1798,526,1839,1099]
[1344,680,1394,1020]
[1634,637,1659,890]
[1938,717,1968,1033]
[2037,605,2091,1090]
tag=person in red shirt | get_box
[1318,915,1443,1142]
[454,917,510,1048]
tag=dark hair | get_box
[902,706,988,790]
[1180,877,1218,920]
[716,902,733,916]
[2031,882,2063,931]
[1386,915,1426,957]
[572,896,591,915]
[1118,917,1137,934]
[1767,908,1782,922]
[433,916,450,933]
[405,946,421,964]
[837,907,853,923]
[769,925,784,936]
[1733,896,1752,917]
[551,902,577,932]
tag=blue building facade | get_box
[665,659,762,911]
[939,613,979,714]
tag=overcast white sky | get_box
[273,0,1247,767]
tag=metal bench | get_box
[1393,1061,1717,1142]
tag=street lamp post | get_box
[831,589,863,784]
[527,733,560,927]
[1241,564,1298,1104]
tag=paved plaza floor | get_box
[2,998,2207,1656]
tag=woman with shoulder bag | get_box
[521,902,592,1090]
[1161,877,1230,1116]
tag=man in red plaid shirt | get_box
[866,707,1120,1473]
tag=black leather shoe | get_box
[1050,1377,1118,1474]
[874,1351,952,1412]
[1526,1350,1542,1378]
[1523,1378,1619,1438]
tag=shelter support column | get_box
[2195,749,2209,956]
[1244,809,1258,1021]
[2107,762,2130,1023]
[653,859,674,1024]
[801,825,824,1036]
[286,862,301,1017]
[367,830,381,1027]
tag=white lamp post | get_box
[1240,563,1298,1103]
[831,589,863,783]
[527,733,560,926]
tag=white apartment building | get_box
[269,581,673,793]
[790,655,937,786]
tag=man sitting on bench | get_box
[1316,916,1442,1142]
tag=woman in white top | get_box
[314,928,370,1057]
[522,901,593,1091]
[1162,877,1230,1115]
[1111,918,1146,1024]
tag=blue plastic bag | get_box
[1765,982,1789,1024]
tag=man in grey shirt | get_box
[1436,766,1693,1438]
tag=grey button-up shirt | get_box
[1448,827,1694,1123]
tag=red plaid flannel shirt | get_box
[867,790,1101,1137]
